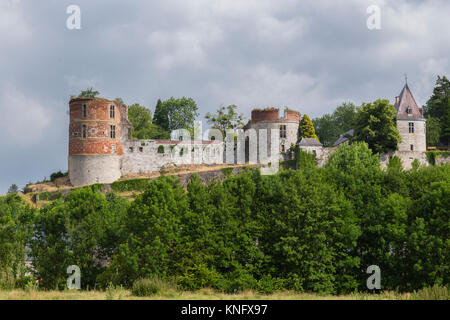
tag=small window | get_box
[139,147,143,152]
[281,145,285,152]
[157,145,165,153]
[129,147,134,153]
[82,104,87,118]
[110,105,115,118]
[179,136,183,141]
[280,125,287,138]
[406,107,412,115]
[82,124,87,138]
[110,125,116,139]
[410,144,414,151]
[409,122,414,133]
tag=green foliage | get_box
[0,194,35,289]
[128,103,170,140]
[353,99,401,154]
[313,102,356,146]
[29,188,124,289]
[3,157,449,294]
[157,145,165,153]
[153,97,199,132]
[426,151,450,165]
[295,147,317,170]
[205,105,245,136]
[410,284,449,300]
[79,88,99,98]
[424,76,450,146]
[299,114,319,140]
[7,184,19,194]
[131,277,175,296]
[221,167,233,177]
[111,179,151,192]
[387,156,403,172]
[50,171,67,182]
[153,99,169,133]
[426,117,441,146]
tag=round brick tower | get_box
[68,97,124,186]
[245,107,300,153]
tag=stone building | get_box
[243,107,300,161]
[394,82,427,153]
[68,97,223,186]
[296,82,429,169]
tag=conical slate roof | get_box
[394,83,424,119]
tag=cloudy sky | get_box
[1,0,449,193]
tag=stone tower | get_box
[394,82,427,153]
[244,107,300,154]
[68,97,128,186]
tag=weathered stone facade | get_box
[299,83,430,169]
[243,108,300,161]
[68,97,223,186]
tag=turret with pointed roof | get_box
[394,83,425,119]
[394,81,427,153]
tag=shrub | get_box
[257,275,286,294]
[50,171,68,182]
[221,167,233,177]
[177,263,223,291]
[111,179,151,192]
[410,285,449,300]
[131,277,175,296]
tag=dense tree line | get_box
[0,143,448,293]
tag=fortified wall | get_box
[68,97,222,186]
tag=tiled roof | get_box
[299,138,323,147]
[394,83,424,119]
[333,129,354,147]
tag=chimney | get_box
[395,96,400,106]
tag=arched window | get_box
[110,105,115,118]
[157,145,165,153]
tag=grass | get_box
[1,288,445,300]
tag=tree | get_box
[0,194,35,288]
[7,184,19,194]
[299,114,319,140]
[426,117,441,146]
[424,76,450,147]
[153,99,169,132]
[205,105,245,136]
[153,97,199,133]
[30,188,113,289]
[313,102,356,146]
[353,99,401,154]
[79,88,99,98]
[128,103,170,140]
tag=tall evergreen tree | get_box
[153,99,169,132]
[299,114,319,140]
[424,75,450,147]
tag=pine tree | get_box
[299,114,319,140]
[153,99,169,132]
